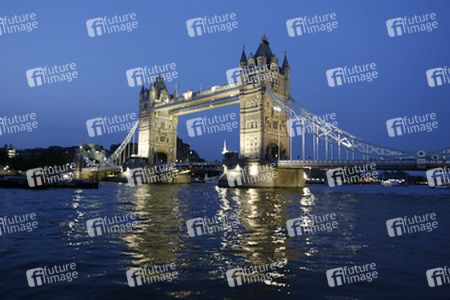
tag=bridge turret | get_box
[255,34,272,66]
[282,50,290,78]
[282,50,290,97]
[248,53,255,68]
[271,54,278,65]
[239,34,291,162]
[173,84,179,99]
[152,74,170,103]
[149,79,156,101]
[239,45,247,68]
[139,84,147,102]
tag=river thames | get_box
[0,183,448,299]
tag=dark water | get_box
[0,183,449,299]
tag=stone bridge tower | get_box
[138,75,178,164]
[238,35,291,162]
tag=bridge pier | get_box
[218,160,305,188]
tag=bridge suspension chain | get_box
[266,87,448,160]
[79,121,139,169]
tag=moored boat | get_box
[49,179,99,189]
[0,176,99,189]
[381,179,408,187]
[0,176,49,189]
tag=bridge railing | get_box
[277,159,449,169]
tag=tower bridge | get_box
[138,34,292,166]
[79,35,449,186]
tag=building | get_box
[177,137,202,163]
[238,35,291,161]
[137,35,291,164]
[138,75,179,164]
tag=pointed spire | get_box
[261,31,268,44]
[255,33,273,63]
[282,50,290,69]
[240,44,247,63]
[222,140,229,155]
[150,77,155,91]
[174,84,179,98]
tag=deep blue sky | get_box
[1,0,449,160]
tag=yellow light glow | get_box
[249,164,258,176]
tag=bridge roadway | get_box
[152,83,239,115]
[277,159,450,170]
[84,160,449,173]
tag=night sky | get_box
[1,0,449,160]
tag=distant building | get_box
[110,143,138,163]
[177,137,202,163]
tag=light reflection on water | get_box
[0,183,448,299]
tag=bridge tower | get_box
[138,75,178,164]
[238,35,291,162]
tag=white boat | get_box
[381,178,402,186]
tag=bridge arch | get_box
[154,152,168,165]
